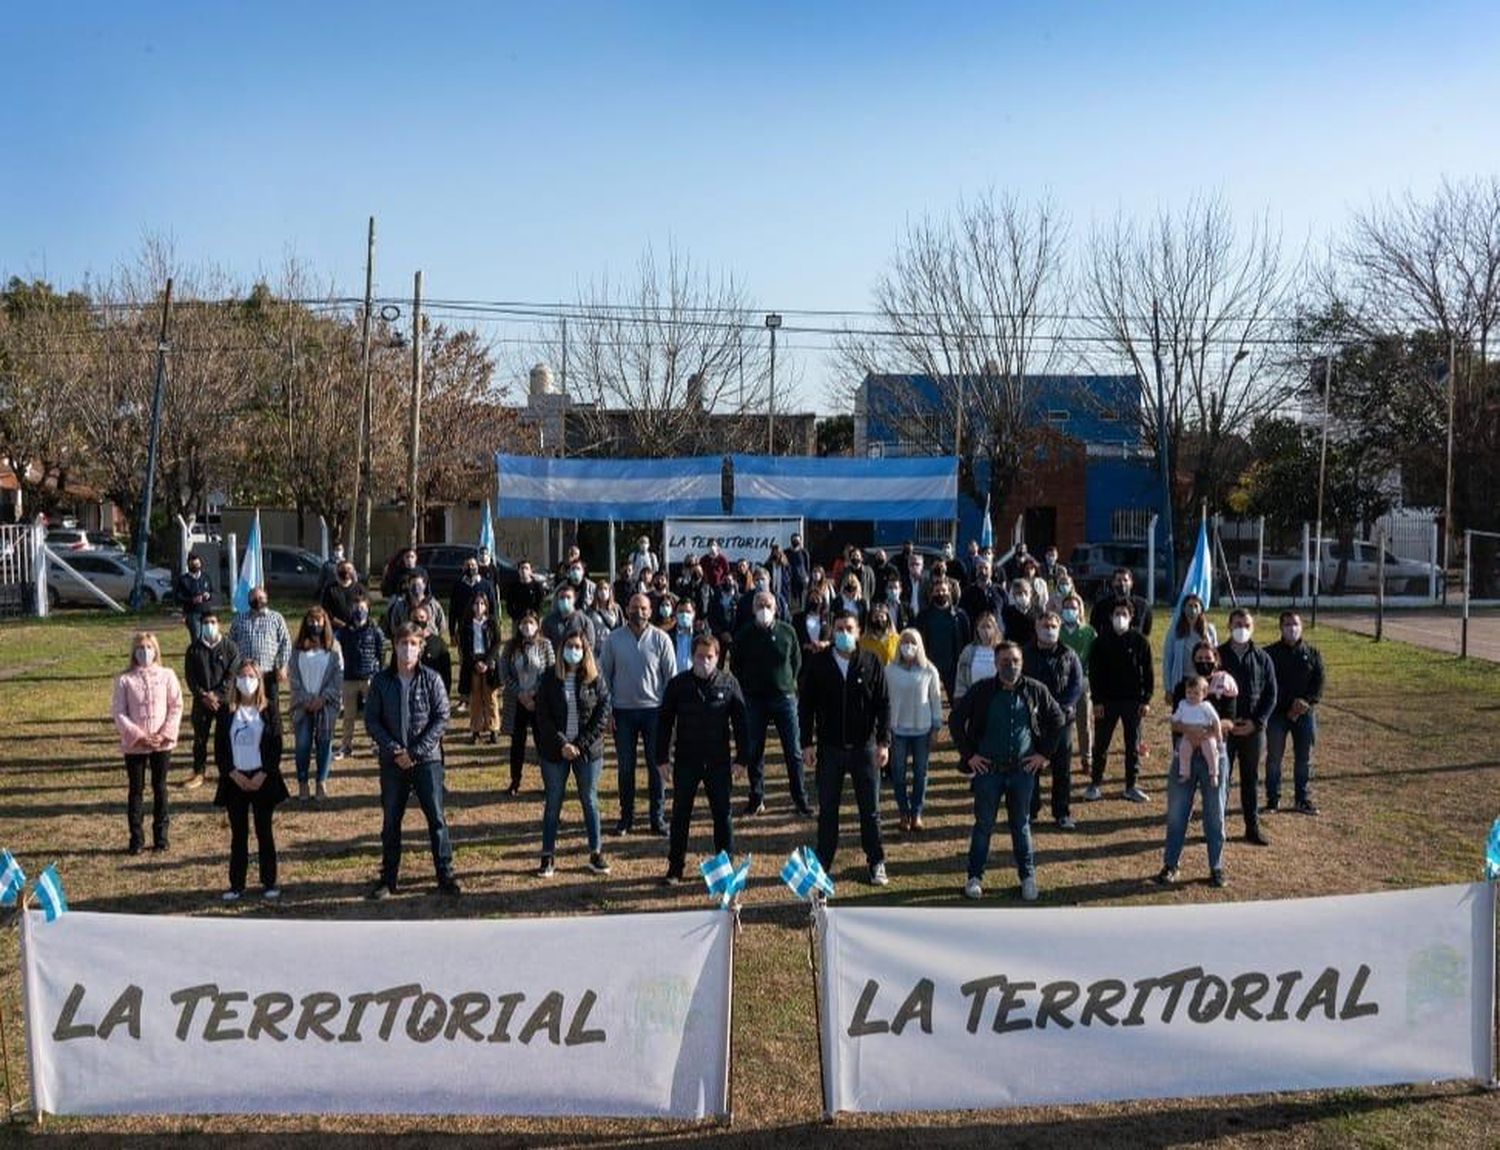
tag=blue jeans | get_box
[745,692,808,807]
[378,757,453,887]
[293,714,333,785]
[613,707,663,828]
[889,732,932,818]
[541,756,603,855]
[967,768,1036,881]
[1265,710,1317,805]
[1163,747,1226,871]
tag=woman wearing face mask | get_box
[335,593,385,760]
[500,611,554,797]
[384,576,445,641]
[1057,592,1097,780]
[795,589,834,658]
[953,611,1002,703]
[586,579,622,649]
[290,608,344,801]
[1044,565,1077,615]
[837,577,867,629]
[1162,593,1218,705]
[886,629,944,833]
[213,660,288,900]
[1168,641,1238,841]
[110,631,184,854]
[533,633,612,878]
[458,594,503,745]
[859,605,901,665]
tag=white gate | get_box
[0,520,44,618]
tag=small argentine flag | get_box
[1486,817,1500,881]
[781,846,835,900]
[479,498,497,556]
[233,509,265,615]
[34,864,68,922]
[0,849,25,906]
[699,851,750,907]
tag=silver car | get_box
[46,550,174,608]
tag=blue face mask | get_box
[833,631,857,654]
[557,599,574,616]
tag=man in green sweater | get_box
[731,591,812,817]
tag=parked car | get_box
[211,544,332,604]
[380,543,521,600]
[1068,542,1170,601]
[45,528,128,554]
[46,550,174,608]
[1238,540,1434,596]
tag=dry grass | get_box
[1,606,1498,1147]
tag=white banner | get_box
[665,517,802,571]
[23,909,733,1118]
[817,883,1496,1115]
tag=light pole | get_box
[1311,353,1333,628]
[765,312,782,454]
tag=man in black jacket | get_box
[949,641,1066,901]
[448,558,499,643]
[657,635,750,884]
[320,560,365,628]
[798,611,892,885]
[175,554,214,642]
[1219,607,1278,845]
[504,560,546,637]
[1023,613,1084,829]
[1086,600,1155,803]
[1264,611,1325,815]
[1089,567,1154,637]
[181,609,239,789]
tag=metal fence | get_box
[0,521,44,618]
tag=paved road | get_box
[1324,608,1500,662]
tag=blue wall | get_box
[1085,459,1160,541]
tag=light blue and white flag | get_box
[0,849,24,906]
[781,846,835,900]
[232,509,265,615]
[978,491,994,551]
[700,851,751,907]
[733,455,957,520]
[34,863,68,922]
[479,498,496,556]
[1486,817,1500,881]
[1168,515,1213,632]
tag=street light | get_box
[765,313,782,454]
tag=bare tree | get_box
[547,245,772,458]
[1082,195,1299,537]
[836,190,1070,527]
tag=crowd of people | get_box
[115,536,1325,903]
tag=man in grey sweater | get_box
[600,593,678,835]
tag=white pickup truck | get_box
[1238,540,1434,596]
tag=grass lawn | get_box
[1,605,1498,1146]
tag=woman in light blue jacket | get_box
[885,628,945,834]
[1162,594,1217,704]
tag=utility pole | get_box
[1150,299,1176,598]
[130,278,173,611]
[1442,335,1456,604]
[1311,353,1333,628]
[407,270,424,548]
[348,216,375,574]
[765,312,782,454]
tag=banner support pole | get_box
[809,898,834,1124]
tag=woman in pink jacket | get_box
[110,631,184,854]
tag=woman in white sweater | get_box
[953,611,1002,703]
[289,607,345,802]
[884,629,944,833]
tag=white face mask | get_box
[1231,625,1252,645]
[520,622,537,638]
[398,642,422,666]
[693,656,717,678]
[1112,615,1130,634]
[899,642,917,661]
[1038,626,1060,644]
[134,647,155,666]
[236,675,259,696]
[755,607,775,627]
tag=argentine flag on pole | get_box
[1485,817,1500,880]
[699,851,750,907]
[34,863,68,921]
[978,491,994,551]
[479,498,496,556]
[0,849,24,906]
[781,846,835,900]
[1170,514,1213,630]
[233,509,265,615]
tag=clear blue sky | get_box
[3,1,1496,410]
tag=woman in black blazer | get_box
[213,659,290,901]
[532,633,611,878]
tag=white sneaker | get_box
[263,887,281,900]
[1123,786,1150,803]
[869,862,889,887]
[1020,876,1039,902]
[221,890,241,902]
[963,877,983,900]
[1083,785,1102,801]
